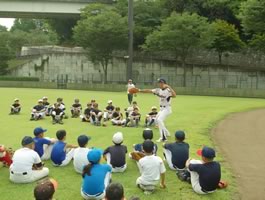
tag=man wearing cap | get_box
[103,132,127,173]
[33,127,56,160]
[73,135,91,174]
[10,136,49,183]
[138,78,176,142]
[103,100,115,126]
[186,146,221,194]
[10,98,21,115]
[126,79,135,105]
[81,149,112,199]
[30,99,46,121]
[163,130,189,171]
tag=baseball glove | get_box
[129,88,140,94]
[130,152,145,161]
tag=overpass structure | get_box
[0,0,114,18]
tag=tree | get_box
[11,19,40,32]
[249,34,265,54]
[143,12,212,86]
[74,5,128,84]
[0,25,7,32]
[0,39,11,75]
[239,0,265,34]
[210,20,245,64]
[47,18,78,44]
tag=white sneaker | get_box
[156,138,163,142]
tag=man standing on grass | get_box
[126,79,135,105]
[138,78,176,142]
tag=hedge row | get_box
[0,76,39,82]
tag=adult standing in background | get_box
[126,79,135,105]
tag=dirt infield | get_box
[212,109,265,200]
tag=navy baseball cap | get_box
[87,149,103,163]
[197,146,216,159]
[78,135,91,146]
[22,136,34,146]
[175,130,185,140]
[157,78,166,84]
[34,127,47,136]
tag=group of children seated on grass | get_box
[9,97,158,127]
[1,126,223,199]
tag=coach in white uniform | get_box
[139,78,176,142]
[10,136,49,183]
[126,79,135,105]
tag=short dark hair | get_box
[77,135,90,147]
[34,180,55,200]
[142,140,154,153]
[105,183,124,200]
[56,130,66,140]
[143,129,153,140]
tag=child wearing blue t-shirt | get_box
[33,127,56,160]
[51,130,78,166]
[81,149,112,200]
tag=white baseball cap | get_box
[151,106,157,110]
[112,132,123,144]
[38,99,43,102]
[14,98,19,101]
[108,100,112,104]
[42,96,48,100]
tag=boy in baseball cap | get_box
[145,106,158,127]
[10,136,49,183]
[163,130,189,171]
[30,99,46,121]
[103,132,127,173]
[10,98,21,115]
[186,146,221,194]
[33,127,56,160]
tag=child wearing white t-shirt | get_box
[136,140,166,194]
[73,135,91,174]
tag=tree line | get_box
[0,0,264,84]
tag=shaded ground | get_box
[213,109,265,200]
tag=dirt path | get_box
[212,109,265,200]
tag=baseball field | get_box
[1,87,265,200]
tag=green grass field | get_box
[1,87,265,200]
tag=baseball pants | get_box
[10,168,49,183]
[156,107,172,140]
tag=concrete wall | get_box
[10,52,265,90]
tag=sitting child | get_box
[136,140,166,194]
[186,146,221,195]
[51,130,78,167]
[42,97,51,116]
[90,103,103,126]
[81,103,92,122]
[111,107,126,126]
[103,100,115,126]
[71,98,82,118]
[130,129,158,161]
[163,130,189,171]
[33,127,56,160]
[125,101,139,119]
[10,136,49,183]
[73,135,91,174]
[145,106,158,127]
[10,98,21,115]
[30,99,46,121]
[103,132,127,173]
[81,149,112,200]
[0,144,13,167]
[51,103,64,124]
[125,107,141,127]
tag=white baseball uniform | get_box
[152,88,172,141]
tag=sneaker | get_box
[144,191,153,195]
[30,117,35,121]
[156,138,163,142]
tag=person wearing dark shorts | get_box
[163,130,189,171]
[103,132,127,173]
[126,79,135,105]
[186,146,221,195]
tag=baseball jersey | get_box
[105,105,115,112]
[43,102,50,106]
[103,145,127,167]
[52,107,63,115]
[138,155,166,185]
[72,103,82,109]
[91,108,101,115]
[84,108,92,116]
[112,112,123,120]
[73,147,91,174]
[51,141,66,165]
[33,105,45,111]
[127,83,135,93]
[12,103,20,108]
[10,148,41,173]
[152,88,172,107]
[34,137,51,157]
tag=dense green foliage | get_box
[73,5,128,83]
